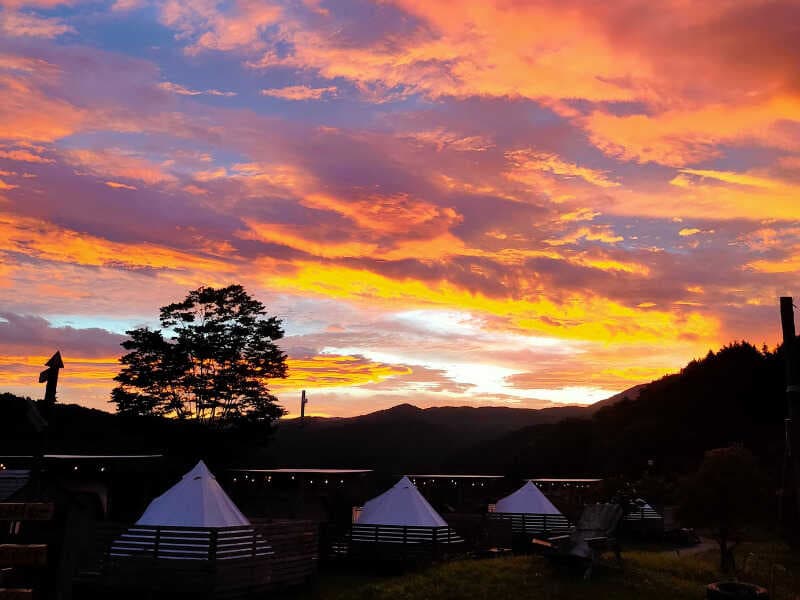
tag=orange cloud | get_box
[274,354,412,391]
[505,149,620,188]
[159,0,282,55]
[584,97,800,167]
[301,192,461,236]
[158,81,236,96]
[105,181,137,190]
[267,261,717,344]
[0,213,235,280]
[0,147,54,163]
[403,128,494,152]
[544,226,624,246]
[0,70,86,142]
[65,148,178,185]
[0,10,73,38]
[260,85,337,100]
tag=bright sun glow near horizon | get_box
[0,0,798,417]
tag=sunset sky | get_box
[1,0,799,417]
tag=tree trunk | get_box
[717,529,736,573]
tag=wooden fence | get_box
[108,525,273,562]
[0,502,54,599]
[339,524,465,562]
[76,520,317,599]
[487,512,572,536]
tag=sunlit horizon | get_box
[1,0,797,417]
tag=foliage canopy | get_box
[111,285,287,430]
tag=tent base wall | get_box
[74,520,318,600]
[331,524,466,565]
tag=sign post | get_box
[39,350,64,406]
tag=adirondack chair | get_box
[532,503,624,579]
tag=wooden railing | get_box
[106,525,273,562]
[349,524,463,545]
[340,524,465,562]
[0,504,54,522]
[622,507,663,521]
[487,512,572,536]
[75,520,318,598]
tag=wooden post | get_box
[780,297,800,541]
[210,529,218,567]
[153,527,161,559]
[300,390,308,425]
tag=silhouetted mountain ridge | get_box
[265,402,600,472]
[444,340,792,479]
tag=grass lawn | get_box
[290,540,799,600]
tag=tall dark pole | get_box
[300,389,308,425]
[780,297,800,540]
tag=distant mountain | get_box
[261,402,592,473]
[15,348,778,481]
[445,341,790,479]
[0,385,646,475]
[589,383,648,411]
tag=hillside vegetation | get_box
[447,341,788,481]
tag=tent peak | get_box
[185,460,214,480]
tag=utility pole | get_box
[779,297,800,541]
[300,389,308,425]
[39,350,64,406]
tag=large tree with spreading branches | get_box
[111,285,287,429]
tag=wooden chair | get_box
[532,503,623,579]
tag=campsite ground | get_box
[289,539,799,600]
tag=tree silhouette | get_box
[111,285,287,429]
[678,446,767,572]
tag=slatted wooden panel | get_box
[0,588,34,600]
[79,520,317,598]
[252,520,317,588]
[349,524,464,545]
[108,525,273,562]
[0,503,55,522]
[623,507,663,521]
[342,525,465,562]
[488,513,572,535]
[0,545,47,567]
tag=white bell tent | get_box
[623,497,663,522]
[495,481,562,515]
[491,481,570,535]
[357,476,447,527]
[136,460,250,528]
[351,477,462,547]
[111,461,271,561]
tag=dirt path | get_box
[664,537,717,557]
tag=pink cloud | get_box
[261,85,337,101]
